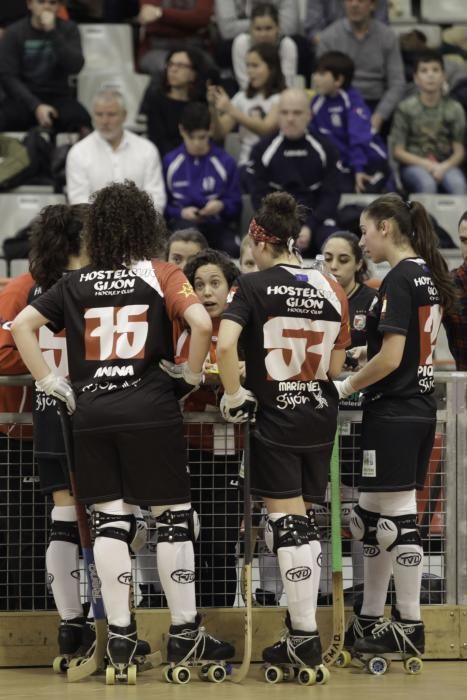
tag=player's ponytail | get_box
[29,203,89,290]
[363,194,458,315]
[251,191,305,257]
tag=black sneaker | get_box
[353,612,425,656]
[344,604,384,649]
[262,612,322,667]
[167,614,235,663]
[57,616,85,655]
[107,621,138,668]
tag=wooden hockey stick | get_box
[322,426,345,667]
[231,422,252,683]
[58,406,108,682]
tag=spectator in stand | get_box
[209,42,285,186]
[163,102,241,256]
[311,51,390,193]
[317,0,405,135]
[391,50,467,195]
[248,87,341,256]
[232,3,297,90]
[137,0,213,75]
[0,0,91,133]
[305,0,388,46]
[66,89,166,211]
[140,48,212,157]
[444,212,467,370]
[214,0,298,41]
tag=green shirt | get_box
[390,94,465,161]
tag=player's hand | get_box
[334,376,357,400]
[36,372,76,414]
[159,359,202,400]
[220,386,257,423]
[35,104,57,128]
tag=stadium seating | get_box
[389,0,416,23]
[420,0,466,24]
[78,24,135,73]
[409,194,467,248]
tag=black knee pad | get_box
[265,514,310,555]
[92,511,132,544]
[306,508,321,542]
[49,520,79,546]
[155,508,200,544]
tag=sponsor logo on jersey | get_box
[178,281,196,299]
[353,313,366,331]
[117,572,133,585]
[285,566,312,582]
[171,569,195,584]
[363,545,380,557]
[283,149,308,157]
[413,276,432,287]
[93,365,135,379]
[396,552,422,567]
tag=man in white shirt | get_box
[66,89,167,211]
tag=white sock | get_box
[269,513,319,632]
[46,505,82,621]
[152,503,197,626]
[351,539,364,588]
[258,541,283,601]
[93,499,133,628]
[358,493,393,618]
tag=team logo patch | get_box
[353,313,366,331]
[285,566,312,582]
[171,569,195,584]
[396,552,422,567]
[118,572,133,585]
[178,282,196,298]
[363,545,380,557]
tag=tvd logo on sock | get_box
[363,545,380,557]
[285,566,312,582]
[118,572,133,585]
[71,569,81,580]
[171,569,195,584]
[396,552,422,567]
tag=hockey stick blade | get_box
[67,618,108,682]
[322,571,345,666]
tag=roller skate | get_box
[335,604,384,668]
[352,608,424,675]
[52,615,86,673]
[105,621,138,684]
[262,612,329,686]
[164,613,235,684]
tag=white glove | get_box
[334,376,357,400]
[36,372,76,414]
[220,386,257,423]
[159,359,202,399]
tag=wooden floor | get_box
[1,662,467,699]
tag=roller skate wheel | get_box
[367,656,388,676]
[282,667,295,681]
[105,666,116,685]
[207,664,226,683]
[336,650,352,668]
[297,667,316,686]
[404,657,423,674]
[315,665,330,685]
[52,656,67,674]
[127,664,137,685]
[199,664,210,681]
[172,666,191,684]
[264,665,283,683]
[164,666,174,683]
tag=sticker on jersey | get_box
[295,274,309,283]
[84,305,149,362]
[178,281,197,299]
[353,313,366,331]
[362,450,376,478]
[340,419,352,436]
[417,304,442,393]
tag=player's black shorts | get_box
[250,433,331,502]
[73,423,190,506]
[359,410,436,492]
[37,455,70,495]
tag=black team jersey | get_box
[363,257,442,421]
[31,260,200,434]
[223,264,350,449]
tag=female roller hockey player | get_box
[320,231,378,599]
[217,191,351,685]
[11,181,234,684]
[334,194,458,674]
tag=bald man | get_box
[248,89,341,256]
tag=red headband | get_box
[248,219,282,245]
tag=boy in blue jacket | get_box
[163,102,242,257]
[311,51,391,193]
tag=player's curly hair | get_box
[29,203,89,290]
[254,191,305,256]
[184,248,239,289]
[86,181,168,268]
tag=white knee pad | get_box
[376,514,421,552]
[151,503,200,544]
[349,504,379,543]
[341,502,354,529]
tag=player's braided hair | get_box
[253,191,305,257]
[363,193,458,315]
[29,203,89,290]
[86,180,168,269]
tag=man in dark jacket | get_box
[0,0,91,132]
[248,87,341,256]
